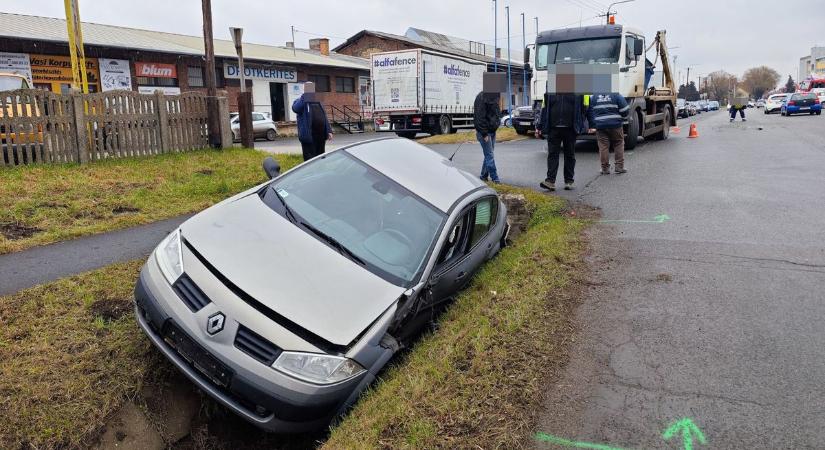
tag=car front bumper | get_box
[133,261,373,432]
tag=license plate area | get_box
[162,321,233,387]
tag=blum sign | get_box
[135,62,177,78]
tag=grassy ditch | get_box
[0,148,301,255]
[0,260,156,449]
[324,186,585,449]
[416,127,527,145]
[0,186,587,449]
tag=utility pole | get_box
[506,5,512,114]
[493,0,497,72]
[230,27,253,149]
[63,0,89,93]
[201,0,220,148]
[534,16,539,36]
[521,12,527,106]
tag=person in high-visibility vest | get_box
[536,93,589,191]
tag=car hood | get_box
[180,192,406,347]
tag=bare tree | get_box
[741,66,781,99]
[702,70,738,101]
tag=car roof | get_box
[345,138,487,213]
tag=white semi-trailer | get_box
[371,49,487,138]
[525,24,676,149]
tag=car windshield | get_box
[265,151,445,286]
[537,38,620,69]
[0,75,26,91]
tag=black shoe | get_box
[615,168,627,174]
[540,180,555,191]
[564,182,574,190]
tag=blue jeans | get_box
[477,131,499,182]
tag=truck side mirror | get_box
[524,47,531,64]
[634,39,644,56]
[524,63,531,74]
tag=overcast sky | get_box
[5,0,824,85]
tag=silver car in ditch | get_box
[134,138,509,432]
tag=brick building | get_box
[0,12,369,124]
[334,28,530,109]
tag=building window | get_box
[188,66,205,87]
[336,76,355,93]
[308,74,330,92]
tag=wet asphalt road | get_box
[522,109,825,449]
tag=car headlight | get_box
[155,229,183,284]
[272,351,365,385]
[513,109,520,117]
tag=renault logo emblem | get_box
[206,312,225,335]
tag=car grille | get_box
[172,274,212,312]
[235,325,282,365]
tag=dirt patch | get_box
[0,222,42,240]
[195,168,214,176]
[112,205,141,215]
[38,201,68,208]
[89,297,132,321]
[654,273,673,283]
[562,201,602,220]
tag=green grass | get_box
[0,148,302,254]
[0,260,156,449]
[416,127,527,144]
[324,186,586,449]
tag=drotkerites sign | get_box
[99,58,132,91]
[0,52,33,86]
[223,64,296,83]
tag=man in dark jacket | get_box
[587,92,630,174]
[473,73,506,183]
[291,82,333,161]
[536,93,588,191]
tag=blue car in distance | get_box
[781,92,822,116]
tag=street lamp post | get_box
[605,0,635,24]
[506,6,512,115]
[521,12,527,106]
[493,0,497,72]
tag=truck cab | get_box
[528,24,676,149]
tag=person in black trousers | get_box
[536,92,588,191]
[291,82,333,161]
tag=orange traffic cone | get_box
[687,123,699,138]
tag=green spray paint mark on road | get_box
[663,418,706,450]
[599,214,671,224]
[534,432,628,450]
[535,416,706,450]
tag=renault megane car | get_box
[134,138,508,432]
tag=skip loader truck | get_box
[526,24,677,149]
[370,49,486,138]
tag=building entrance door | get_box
[270,83,286,121]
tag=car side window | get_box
[468,197,498,249]
[435,212,471,268]
[625,35,637,65]
[252,113,264,121]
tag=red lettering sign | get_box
[135,62,177,78]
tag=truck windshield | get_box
[537,38,621,69]
[0,75,27,91]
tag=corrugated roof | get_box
[405,27,524,64]
[0,12,369,70]
[334,29,524,70]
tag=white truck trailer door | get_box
[371,50,421,113]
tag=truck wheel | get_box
[396,131,417,139]
[653,105,671,140]
[625,110,640,150]
[438,115,452,135]
[514,126,527,135]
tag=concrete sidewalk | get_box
[0,214,191,296]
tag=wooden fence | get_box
[1,89,228,167]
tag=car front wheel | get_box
[266,129,277,141]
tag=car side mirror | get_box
[634,39,644,56]
[523,47,531,64]
[262,157,281,179]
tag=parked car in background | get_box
[747,100,755,108]
[511,105,537,135]
[133,138,508,432]
[755,99,765,108]
[689,101,702,114]
[676,98,689,118]
[686,102,698,116]
[698,100,709,111]
[811,88,825,105]
[781,92,822,116]
[708,100,720,110]
[230,112,278,141]
[764,94,788,114]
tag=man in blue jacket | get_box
[536,92,588,191]
[291,82,333,161]
[587,92,629,174]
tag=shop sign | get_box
[99,58,132,91]
[30,54,99,85]
[137,86,181,95]
[135,62,177,78]
[0,52,33,86]
[224,63,296,82]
